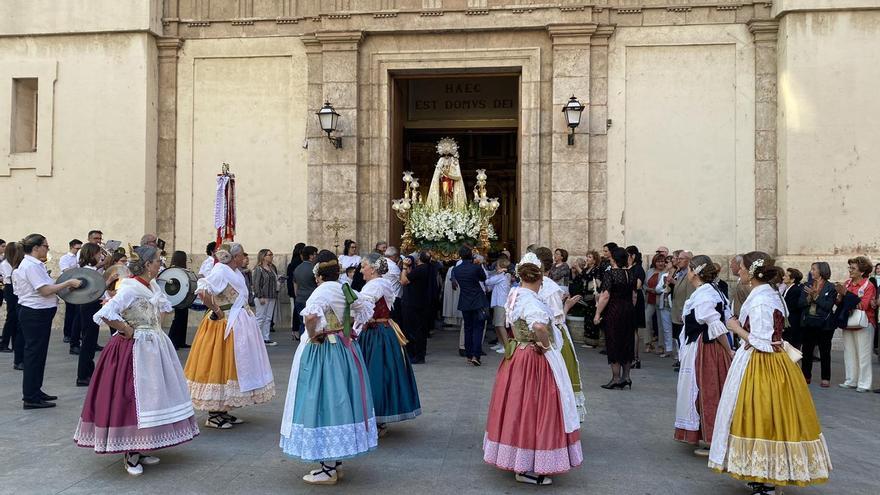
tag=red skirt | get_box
[674,339,732,445]
[483,345,582,475]
[74,335,199,453]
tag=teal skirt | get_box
[280,335,378,461]
[359,322,422,423]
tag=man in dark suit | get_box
[453,246,488,366]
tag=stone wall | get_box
[0,32,159,253]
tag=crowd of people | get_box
[1,231,878,493]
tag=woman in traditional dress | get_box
[74,246,199,476]
[483,253,583,486]
[534,247,585,420]
[709,252,832,495]
[358,253,421,436]
[279,250,377,485]
[594,247,636,389]
[673,255,734,457]
[184,243,275,429]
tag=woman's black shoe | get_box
[622,379,632,390]
[633,360,641,369]
[601,379,624,389]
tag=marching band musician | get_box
[14,234,81,409]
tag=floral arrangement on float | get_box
[392,137,499,260]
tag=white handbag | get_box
[845,280,871,330]
[846,309,869,330]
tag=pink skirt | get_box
[483,345,582,475]
[74,335,199,453]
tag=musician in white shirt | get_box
[13,234,81,409]
[60,239,83,348]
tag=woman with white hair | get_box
[184,243,275,429]
[357,252,421,437]
[74,246,199,476]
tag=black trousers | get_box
[461,309,485,360]
[672,323,683,347]
[168,307,189,348]
[77,301,102,381]
[1,284,19,350]
[20,306,57,402]
[402,306,428,361]
[64,302,82,348]
[782,324,803,350]
[801,326,834,381]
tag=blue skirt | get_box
[279,336,378,461]
[359,323,422,423]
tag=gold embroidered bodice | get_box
[512,319,555,346]
[214,284,240,309]
[121,298,162,332]
[325,311,343,332]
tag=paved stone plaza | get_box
[0,323,877,495]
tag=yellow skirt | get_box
[721,351,832,486]
[184,314,274,411]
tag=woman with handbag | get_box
[799,262,837,387]
[837,256,876,392]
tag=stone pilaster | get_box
[305,31,363,250]
[588,25,614,250]
[547,24,596,254]
[749,19,779,255]
[156,38,183,248]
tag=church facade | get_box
[2,0,879,270]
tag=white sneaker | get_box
[124,454,143,476]
[838,383,856,389]
[495,347,505,354]
[264,340,278,347]
[490,344,501,350]
[693,447,710,457]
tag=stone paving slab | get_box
[0,320,877,495]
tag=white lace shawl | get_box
[682,283,731,341]
[300,281,373,336]
[196,262,250,335]
[359,277,396,311]
[539,276,566,324]
[738,284,785,353]
[94,278,171,324]
[505,287,552,330]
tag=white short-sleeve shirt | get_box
[59,252,78,272]
[13,255,58,309]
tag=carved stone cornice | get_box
[156,38,183,59]
[548,23,598,47]
[748,19,779,42]
[314,30,364,50]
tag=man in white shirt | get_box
[59,239,83,347]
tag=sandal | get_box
[222,412,244,425]
[303,462,338,485]
[205,412,234,429]
[515,472,552,485]
[378,424,388,438]
[310,461,344,480]
[124,452,143,476]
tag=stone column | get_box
[547,24,596,254]
[156,38,182,247]
[588,25,614,250]
[305,32,363,250]
[749,19,779,255]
